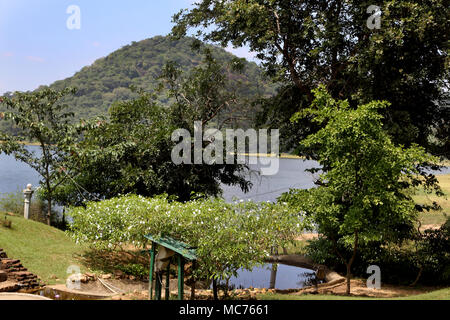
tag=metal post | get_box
[178,254,184,300]
[165,261,170,300]
[149,242,156,300]
[155,272,162,300]
[22,184,34,220]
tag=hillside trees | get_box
[173,0,450,158]
[15,36,273,128]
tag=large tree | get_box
[283,86,442,294]
[172,0,449,157]
[53,50,251,205]
[0,88,77,225]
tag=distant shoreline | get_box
[5,143,450,166]
[0,141,40,146]
[19,141,40,146]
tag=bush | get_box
[115,263,148,279]
[0,189,45,221]
[304,220,450,286]
[67,195,305,282]
[0,189,23,215]
[0,190,67,229]
[413,219,450,285]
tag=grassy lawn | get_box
[258,287,450,300]
[414,174,449,226]
[0,214,87,285]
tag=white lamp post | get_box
[23,184,34,220]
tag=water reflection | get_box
[226,264,317,290]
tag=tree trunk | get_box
[410,267,423,287]
[269,264,277,289]
[46,196,52,226]
[190,261,197,300]
[345,231,359,295]
[269,246,278,289]
[346,263,352,295]
[190,280,196,300]
[212,279,218,300]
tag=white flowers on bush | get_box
[67,195,305,281]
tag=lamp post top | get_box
[23,184,34,196]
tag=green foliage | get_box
[284,86,442,293]
[173,1,449,157]
[0,88,78,225]
[53,51,252,205]
[413,220,450,284]
[115,263,148,279]
[304,221,450,286]
[0,189,23,215]
[67,194,304,282]
[0,189,67,228]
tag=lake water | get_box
[1,147,449,202]
[0,146,320,202]
[229,264,316,290]
[0,149,41,196]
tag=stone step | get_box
[0,281,20,293]
[0,271,7,282]
[0,250,43,291]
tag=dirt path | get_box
[292,279,438,298]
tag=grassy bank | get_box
[414,174,449,226]
[258,287,450,300]
[0,214,87,284]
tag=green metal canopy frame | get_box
[144,234,197,300]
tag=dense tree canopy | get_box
[53,51,252,205]
[173,0,449,157]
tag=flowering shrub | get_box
[67,195,305,281]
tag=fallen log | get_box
[265,254,345,285]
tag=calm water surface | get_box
[229,264,316,290]
[1,147,448,201]
[0,146,320,201]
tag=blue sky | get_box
[0,0,255,94]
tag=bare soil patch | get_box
[293,279,439,298]
[294,233,319,241]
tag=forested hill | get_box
[40,36,274,121]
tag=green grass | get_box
[0,214,87,285]
[414,174,449,226]
[257,287,450,300]
[395,287,450,300]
